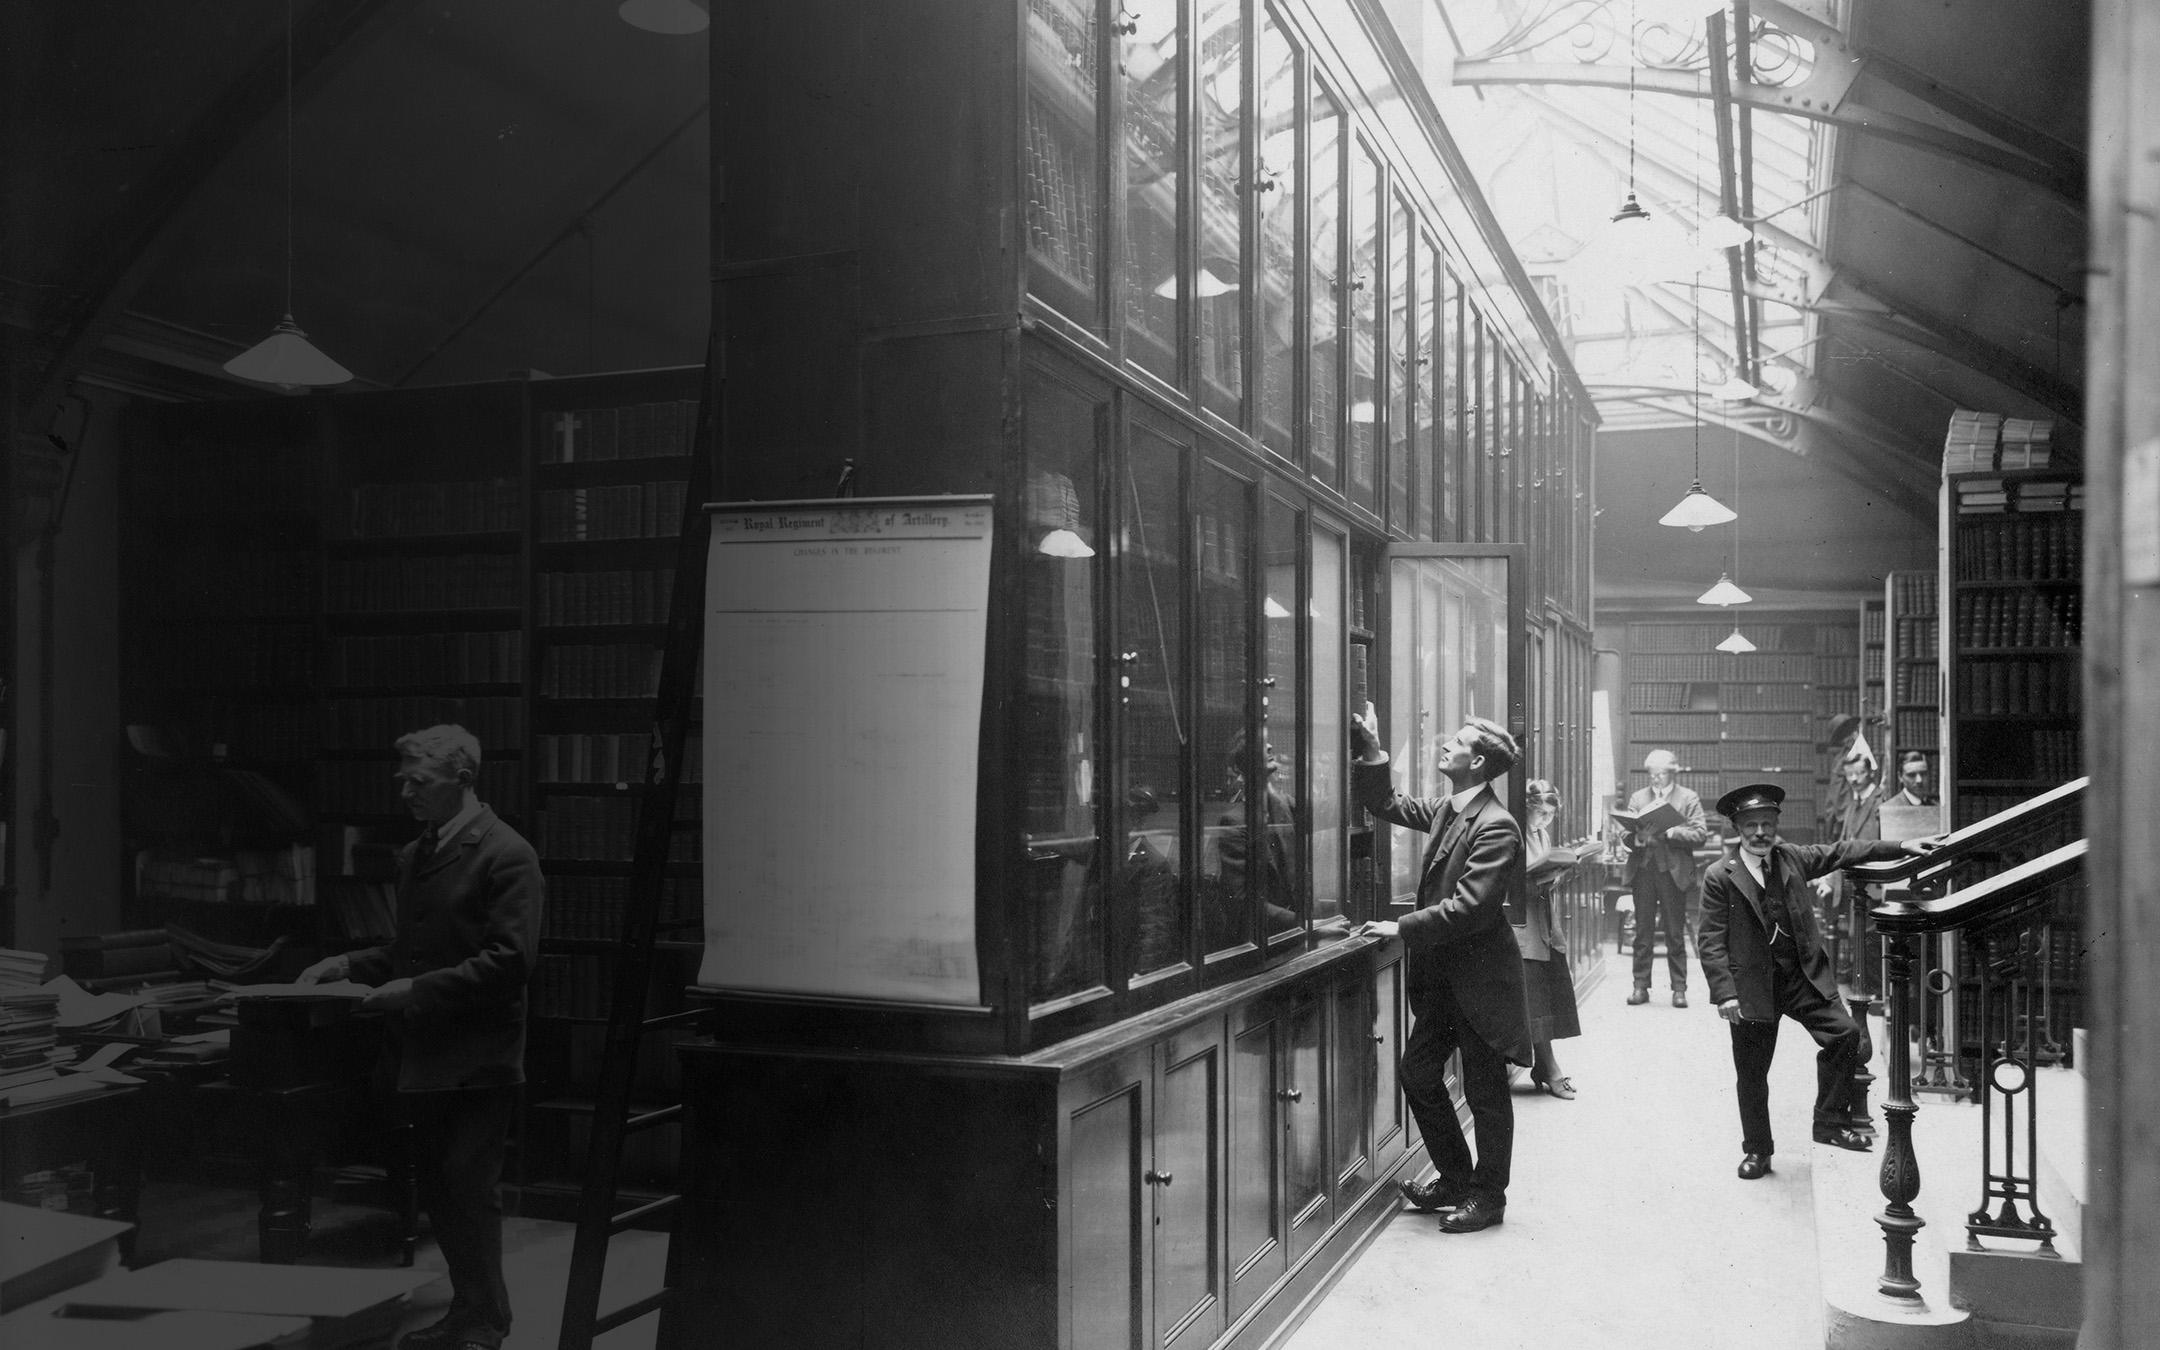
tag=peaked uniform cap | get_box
[1718,782,1786,819]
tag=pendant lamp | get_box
[225,0,351,390]
[619,0,709,34]
[1704,421,1752,612]
[1606,0,1655,251]
[1700,213,1753,250]
[1696,573,1751,606]
[1716,627,1758,653]
[1712,373,1760,402]
[1662,111,1734,532]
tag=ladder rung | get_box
[624,1103,683,1133]
[611,1193,681,1233]
[591,1287,672,1336]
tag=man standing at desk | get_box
[299,725,542,1350]
[1350,708,1529,1235]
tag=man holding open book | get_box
[1616,750,1710,1007]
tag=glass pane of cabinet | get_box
[1346,140,1380,515]
[1441,267,1463,538]
[1123,0,1181,384]
[1307,84,1342,489]
[1026,0,1103,328]
[1261,495,1304,940]
[1309,524,1344,927]
[1120,425,1189,979]
[1197,462,1258,957]
[1385,192,1412,533]
[1414,232,1436,541]
[1382,547,1525,905]
[1024,367,1106,1004]
[1256,8,1298,460]
[1198,0,1244,422]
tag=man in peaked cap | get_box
[1698,782,1939,1181]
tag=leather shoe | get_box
[1535,1075,1576,1100]
[1672,990,1689,1008]
[1396,1176,1471,1212]
[1626,986,1650,1005]
[1737,1153,1773,1180]
[1435,1194,1505,1232]
[399,1321,468,1350]
[1814,1126,1873,1152]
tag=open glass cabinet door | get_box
[1380,543,1528,911]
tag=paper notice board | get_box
[698,496,993,1005]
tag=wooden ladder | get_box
[553,346,717,1350]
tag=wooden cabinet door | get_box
[1067,1057,1148,1350]
[1151,1026,1222,1349]
[1329,971,1373,1204]
[1226,1002,1284,1318]
[1370,953,1406,1165]
[1283,987,1331,1260]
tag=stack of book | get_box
[2019,479,2071,512]
[1,950,65,1096]
[1943,410,2004,472]
[1999,417,2054,468]
[1955,478,2010,514]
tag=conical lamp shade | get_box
[1659,480,1737,531]
[1037,528,1095,558]
[1696,574,1753,606]
[1712,374,1760,401]
[1699,214,1753,250]
[1716,628,1758,653]
[620,0,708,33]
[224,316,352,388]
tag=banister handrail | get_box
[1846,776,2086,888]
[1869,838,2086,935]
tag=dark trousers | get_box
[1401,985,1513,1202]
[1631,866,1692,991]
[1727,957,1866,1155]
[405,1085,519,1345]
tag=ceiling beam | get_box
[1846,45,2088,188]
[1450,60,2081,204]
[1829,271,2084,426]
[14,0,424,438]
[1705,12,1757,382]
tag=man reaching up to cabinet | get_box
[1351,706,1530,1234]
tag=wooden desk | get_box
[0,1086,144,1260]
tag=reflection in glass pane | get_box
[1120,431,1187,977]
[1026,0,1100,326]
[1310,527,1343,925]
[1387,559,1416,902]
[1414,234,1436,540]
[1022,370,1103,1003]
[1347,143,1379,514]
[1442,270,1463,535]
[1262,496,1304,938]
[1257,10,1298,458]
[1123,0,1181,383]
[1308,87,1342,487]
[1199,0,1243,420]
[1198,464,1256,955]
[1386,193,1411,532]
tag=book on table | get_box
[0,1202,130,1313]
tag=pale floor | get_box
[1284,958,1829,1350]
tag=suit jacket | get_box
[347,806,544,1092]
[1698,838,1907,1020]
[1623,784,1709,891]
[1353,763,1532,1066]
[1840,784,1882,843]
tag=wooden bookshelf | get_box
[1618,614,1860,844]
[1884,569,1941,821]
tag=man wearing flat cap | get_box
[1698,782,1939,1181]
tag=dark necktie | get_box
[416,825,441,866]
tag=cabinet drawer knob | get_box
[1369,1033,1386,1044]
[1277,1087,1304,1103]
[1143,1170,1174,1186]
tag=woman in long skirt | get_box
[1519,779,1585,1097]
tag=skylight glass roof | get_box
[1429,0,1838,434]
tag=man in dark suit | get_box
[1622,749,1710,1007]
[299,724,543,1350]
[1350,708,1529,1234]
[1889,750,1936,808]
[1699,783,1937,1181]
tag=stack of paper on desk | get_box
[0,1202,130,1312]
[52,1260,435,1348]
[0,1309,313,1350]
[216,983,373,1002]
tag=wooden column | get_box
[2081,1,2160,1343]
